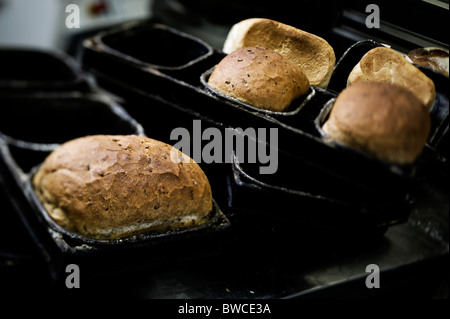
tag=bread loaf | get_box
[207,47,310,112]
[347,46,436,110]
[223,18,335,88]
[407,47,449,77]
[32,135,213,239]
[322,82,430,165]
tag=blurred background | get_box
[0,0,448,59]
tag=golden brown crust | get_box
[32,135,213,239]
[347,47,436,110]
[322,82,430,165]
[223,18,335,88]
[207,47,309,112]
[407,47,449,77]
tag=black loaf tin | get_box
[0,48,90,94]
[227,153,412,239]
[85,21,218,84]
[80,22,448,238]
[0,92,230,282]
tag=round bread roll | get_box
[207,47,310,112]
[222,18,335,88]
[322,82,431,165]
[32,135,213,239]
[407,47,449,77]
[347,46,436,110]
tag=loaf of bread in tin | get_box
[347,46,436,110]
[322,82,431,165]
[407,47,449,77]
[222,18,335,88]
[32,135,213,239]
[207,47,310,112]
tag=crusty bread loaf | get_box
[32,135,213,239]
[407,47,449,77]
[207,47,309,112]
[222,18,335,88]
[322,82,430,165]
[347,46,436,110]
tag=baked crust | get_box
[32,135,213,239]
[407,47,449,77]
[208,47,309,112]
[347,46,436,110]
[323,82,430,165]
[223,18,335,88]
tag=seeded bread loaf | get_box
[207,47,309,112]
[32,135,213,239]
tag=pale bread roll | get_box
[347,46,436,110]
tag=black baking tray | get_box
[0,48,90,94]
[227,151,413,237]
[0,92,231,282]
[81,23,447,172]
[80,21,448,238]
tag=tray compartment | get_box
[200,66,334,132]
[0,93,144,148]
[327,39,383,93]
[87,21,221,84]
[227,152,413,238]
[0,48,89,93]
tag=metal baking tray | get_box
[80,21,448,236]
[227,151,412,237]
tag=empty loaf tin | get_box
[0,48,90,94]
[83,21,220,84]
[0,92,144,150]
